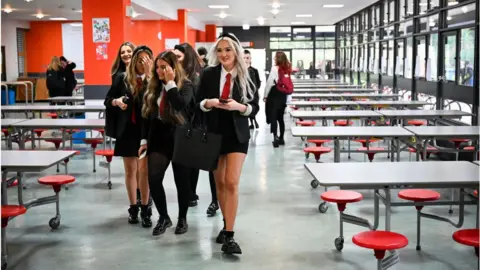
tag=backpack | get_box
[276,68,294,95]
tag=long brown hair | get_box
[142,50,189,124]
[48,56,61,71]
[111,42,136,76]
[275,51,292,73]
[125,45,153,97]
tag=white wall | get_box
[1,18,30,81]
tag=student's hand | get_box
[205,98,221,109]
[218,99,247,112]
[142,57,153,78]
[114,98,128,110]
[164,65,175,82]
[138,145,147,157]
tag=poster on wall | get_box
[165,38,180,50]
[93,18,110,43]
[96,43,108,60]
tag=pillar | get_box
[205,24,217,42]
[177,9,188,44]
[82,0,131,99]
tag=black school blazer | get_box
[104,73,146,139]
[197,64,260,143]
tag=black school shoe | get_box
[140,205,152,228]
[206,201,219,217]
[174,218,189,234]
[128,205,139,224]
[152,217,172,236]
[222,236,242,255]
[216,229,225,244]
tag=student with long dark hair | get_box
[198,33,259,254]
[104,45,153,227]
[244,49,261,129]
[173,43,220,217]
[59,56,77,97]
[140,51,194,236]
[264,51,292,148]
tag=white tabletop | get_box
[379,110,471,118]
[291,93,344,98]
[404,125,480,138]
[1,105,105,112]
[288,101,358,107]
[341,93,400,98]
[1,119,29,127]
[305,161,479,188]
[12,119,105,129]
[291,126,414,138]
[294,88,376,93]
[47,96,85,101]
[355,100,428,106]
[1,150,77,172]
[473,161,479,165]
[296,85,362,89]
[290,110,383,119]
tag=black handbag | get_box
[172,111,222,171]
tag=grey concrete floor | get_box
[2,114,479,270]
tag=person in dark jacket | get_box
[46,56,65,102]
[197,33,260,255]
[197,46,209,66]
[104,45,153,227]
[139,50,194,236]
[173,43,220,217]
[59,56,77,96]
[244,49,261,129]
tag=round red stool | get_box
[352,231,409,270]
[407,120,425,126]
[354,139,380,147]
[306,139,331,147]
[358,147,385,162]
[303,146,332,162]
[46,113,58,119]
[38,175,75,229]
[1,205,27,270]
[45,139,63,150]
[449,138,470,149]
[296,120,316,127]
[321,190,363,250]
[453,229,479,257]
[95,149,115,189]
[334,120,353,127]
[398,189,440,250]
[408,146,438,161]
[370,120,391,126]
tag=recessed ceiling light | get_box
[323,4,344,8]
[215,12,228,19]
[49,17,68,20]
[296,14,312,17]
[271,9,280,15]
[35,13,45,19]
[208,5,229,9]
[25,0,34,2]
[447,16,452,20]
[291,21,305,25]
[3,4,13,13]
[242,24,250,30]
[271,2,282,9]
[257,17,265,25]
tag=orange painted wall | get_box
[26,21,66,73]
[25,18,207,76]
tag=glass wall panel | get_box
[388,40,394,75]
[396,39,405,77]
[419,0,428,14]
[398,20,414,36]
[420,14,439,33]
[389,0,395,22]
[415,36,427,79]
[446,4,476,28]
[428,34,438,81]
[405,37,413,78]
[399,0,406,19]
[369,43,375,73]
[459,28,475,86]
[293,27,312,41]
[381,42,388,74]
[406,0,414,15]
[270,27,291,41]
[444,34,457,82]
[384,1,389,24]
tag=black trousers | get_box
[148,151,190,219]
[270,105,286,137]
[189,169,218,202]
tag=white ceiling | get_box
[1,0,376,26]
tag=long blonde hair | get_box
[111,42,135,76]
[48,56,61,71]
[142,51,189,124]
[125,45,153,97]
[207,34,254,102]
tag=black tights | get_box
[148,152,190,220]
[189,169,218,203]
[270,107,285,138]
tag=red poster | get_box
[96,43,108,60]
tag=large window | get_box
[446,3,476,28]
[396,39,405,77]
[405,37,413,78]
[293,27,312,41]
[459,28,475,86]
[415,36,427,79]
[428,34,438,81]
[444,34,457,82]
